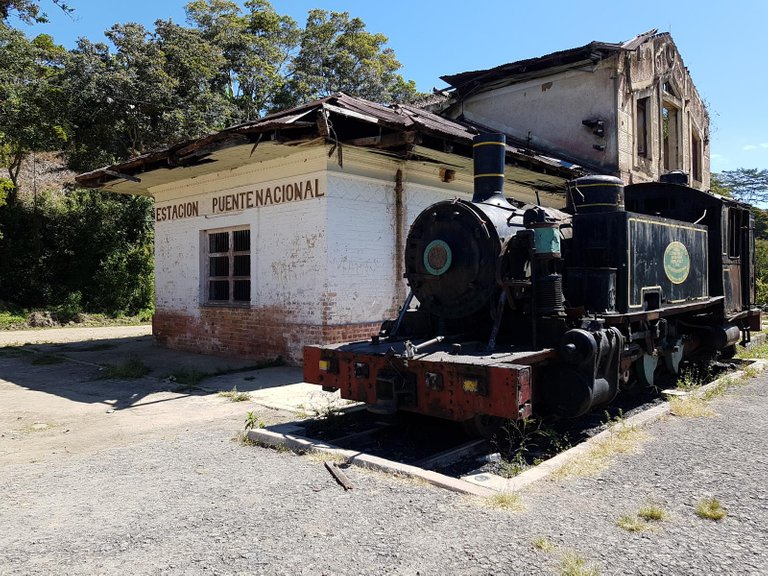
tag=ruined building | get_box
[434,30,710,189]
[77,30,710,362]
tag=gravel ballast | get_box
[2,360,767,574]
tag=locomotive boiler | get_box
[304,134,761,435]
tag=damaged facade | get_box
[77,30,710,363]
[77,94,579,363]
[435,30,710,189]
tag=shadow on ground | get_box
[0,335,305,411]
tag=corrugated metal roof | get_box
[76,92,583,191]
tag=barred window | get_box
[205,227,250,304]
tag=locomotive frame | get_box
[304,134,760,434]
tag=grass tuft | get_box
[695,497,726,521]
[736,341,768,360]
[637,505,667,522]
[669,396,716,418]
[616,514,649,532]
[484,492,523,511]
[559,552,599,576]
[532,536,554,552]
[99,356,150,379]
[555,424,648,478]
[218,386,250,402]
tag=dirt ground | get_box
[0,326,336,466]
[2,326,768,575]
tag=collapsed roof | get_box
[76,92,583,201]
[440,29,660,98]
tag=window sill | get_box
[201,302,252,309]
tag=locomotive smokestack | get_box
[473,133,507,204]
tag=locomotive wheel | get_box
[462,414,505,438]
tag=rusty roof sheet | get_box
[441,30,659,94]
[76,92,582,189]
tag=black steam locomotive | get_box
[304,134,761,434]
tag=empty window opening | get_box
[206,227,251,304]
[728,209,742,259]
[636,97,650,158]
[662,102,680,171]
[691,129,703,182]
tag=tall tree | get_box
[713,168,768,205]
[0,25,68,192]
[276,10,418,110]
[63,20,234,171]
[0,0,71,24]
[185,0,299,120]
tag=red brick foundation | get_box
[153,307,381,365]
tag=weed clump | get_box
[99,356,150,379]
[695,497,726,521]
[484,492,522,511]
[559,552,599,576]
[218,386,250,402]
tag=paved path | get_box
[0,324,152,346]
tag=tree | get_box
[185,0,299,121]
[63,20,234,171]
[0,0,71,24]
[0,25,69,192]
[713,168,768,205]
[275,9,419,110]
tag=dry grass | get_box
[637,504,667,522]
[554,424,649,478]
[484,492,523,511]
[532,536,555,552]
[669,396,716,418]
[218,387,251,402]
[695,497,727,521]
[306,451,349,465]
[559,551,599,576]
[616,514,650,532]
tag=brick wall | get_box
[153,308,381,365]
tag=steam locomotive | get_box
[304,134,761,435]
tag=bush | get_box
[0,189,154,316]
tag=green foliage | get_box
[0,24,69,189]
[0,0,72,24]
[276,9,418,110]
[0,188,154,315]
[712,168,768,205]
[755,239,768,305]
[0,177,11,209]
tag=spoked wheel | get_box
[462,413,506,438]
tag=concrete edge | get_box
[247,359,766,496]
[245,428,497,498]
[462,358,768,492]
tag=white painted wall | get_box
[458,66,618,172]
[150,148,328,323]
[324,158,472,325]
[149,143,475,332]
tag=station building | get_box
[76,31,708,363]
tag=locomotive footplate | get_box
[304,340,548,423]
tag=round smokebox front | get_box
[405,201,499,319]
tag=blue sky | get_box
[14,0,768,174]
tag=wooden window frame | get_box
[203,226,251,307]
